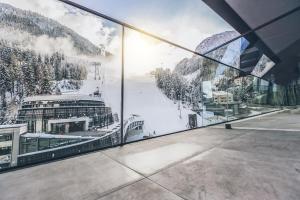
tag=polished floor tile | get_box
[1,112,300,200]
[103,128,245,176]
[150,148,300,200]
[221,130,300,159]
[105,142,204,176]
[99,179,184,200]
[231,111,300,130]
[0,153,142,200]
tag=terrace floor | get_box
[1,109,300,200]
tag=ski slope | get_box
[123,76,203,135]
[78,74,205,136]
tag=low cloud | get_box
[0,0,119,54]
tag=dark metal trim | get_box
[204,5,300,57]
[120,26,125,145]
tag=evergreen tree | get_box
[40,63,53,94]
[0,60,9,108]
[21,58,35,96]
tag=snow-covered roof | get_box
[0,124,27,129]
[212,91,233,96]
[23,94,103,103]
[22,133,92,140]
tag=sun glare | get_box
[124,30,160,77]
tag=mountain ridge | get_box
[174,30,238,76]
[0,3,104,56]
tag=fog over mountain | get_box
[0,3,105,56]
[0,3,117,123]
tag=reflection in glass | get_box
[0,0,122,168]
[0,0,283,170]
[0,132,13,169]
[226,70,280,121]
[200,59,229,125]
[205,37,250,69]
[72,0,238,51]
[251,55,275,77]
[205,35,277,78]
[124,29,203,142]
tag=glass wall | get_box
[201,59,230,125]
[203,28,278,78]
[0,132,13,169]
[226,67,280,121]
[0,0,282,171]
[205,37,250,70]
[72,0,238,51]
[0,0,122,169]
[123,28,203,142]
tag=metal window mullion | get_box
[120,26,125,145]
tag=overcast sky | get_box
[0,0,235,51]
[0,0,122,53]
[70,0,235,50]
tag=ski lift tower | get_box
[94,63,101,81]
[93,61,105,100]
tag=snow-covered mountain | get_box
[174,31,239,76]
[154,31,241,111]
[149,31,242,133]
[195,31,239,54]
[0,3,104,56]
[0,3,113,124]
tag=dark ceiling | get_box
[203,0,300,85]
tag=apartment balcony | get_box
[0,0,299,199]
[1,110,300,200]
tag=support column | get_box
[35,119,43,133]
[84,119,89,131]
[65,123,69,134]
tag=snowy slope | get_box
[74,74,204,136]
[124,76,203,136]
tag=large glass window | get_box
[0,132,13,169]
[226,69,280,121]
[0,0,122,168]
[123,28,203,142]
[251,55,275,77]
[202,62,231,125]
[205,37,250,70]
[72,0,238,51]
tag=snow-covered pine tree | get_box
[21,55,35,96]
[0,60,9,108]
[40,62,53,95]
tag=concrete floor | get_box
[1,110,300,200]
[228,109,300,130]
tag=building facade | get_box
[17,95,114,134]
[213,91,234,104]
[0,124,27,169]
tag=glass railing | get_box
[0,0,282,171]
[226,68,280,122]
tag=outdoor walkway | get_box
[1,110,300,200]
